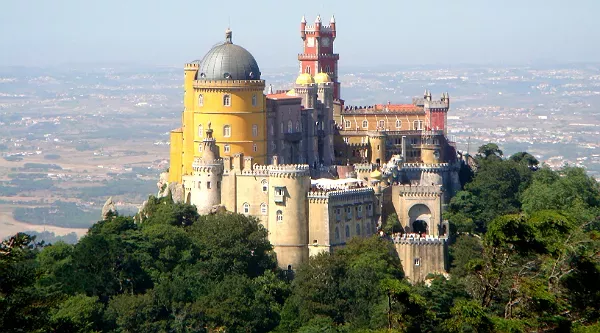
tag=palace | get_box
[166,16,463,281]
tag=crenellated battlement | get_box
[184,62,200,70]
[192,157,223,167]
[308,187,374,200]
[268,164,310,178]
[393,234,447,245]
[354,163,374,172]
[400,163,450,172]
[396,185,443,196]
[193,80,265,89]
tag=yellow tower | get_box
[169,29,266,183]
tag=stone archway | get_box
[408,204,431,234]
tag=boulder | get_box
[101,196,117,220]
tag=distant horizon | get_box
[2,0,599,68]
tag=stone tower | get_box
[299,15,340,100]
[267,162,311,270]
[183,127,224,214]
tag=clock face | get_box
[322,37,330,47]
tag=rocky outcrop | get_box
[101,197,117,220]
[156,172,185,204]
[157,172,169,197]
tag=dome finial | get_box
[225,28,232,44]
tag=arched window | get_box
[378,120,385,128]
[287,120,293,133]
[223,125,231,137]
[396,119,402,128]
[198,144,203,152]
[335,226,340,240]
[296,121,301,132]
[356,223,361,235]
[253,144,257,152]
[198,124,203,137]
[224,144,230,153]
[223,94,231,106]
[269,123,274,136]
[345,225,350,238]
[198,94,204,106]
[345,120,351,128]
[261,179,268,192]
[362,120,368,128]
[252,94,257,106]
[325,65,331,73]
[280,122,284,134]
[276,210,283,223]
[252,124,258,137]
[260,203,267,215]
[306,66,311,74]
[243,203,250,214]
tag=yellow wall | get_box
[182,66,198,177]
[168,130,183,182]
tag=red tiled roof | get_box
[266,93,302,100]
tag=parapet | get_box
[308,187,374,200]
[184,62,200,70]
[400,163,450,171]
[268,164,310,178]
[396,184,443,196]
[393,234,447,245]
[354,163,374,173]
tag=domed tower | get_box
[314,72,335,165]
[183,126,224,214]
[294,73,316,108]
[267,163,311,270]
[170,29,266,183]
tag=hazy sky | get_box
[1,0,599,69]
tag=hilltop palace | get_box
[162,16,463,282]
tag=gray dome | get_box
[196,30,261,81]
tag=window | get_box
[414,258,421,266]
[296,121,301,132]
[395,119,402,128]
[224,144,230,153]
[198,124,203,137]
[217,181,220,189]
[269,123,274,136]
[252,124,258,137]
[362,120,368,128]
[199,144,203,152]
[261,179,268,192]
[306,66,311,74]
[345,120,351,128]
[223,94,231,106]
[335,208,341,222]
[207,181,211,189]
[198,182,201,189]
[252,94,257,106]
[356,223,361,235]
[243,203,250,214]
[335,226,340,240]
[253,144,257,152]
[378,120,385,128]
[357,205,363,218]
[260,203,267,215]
[367,204,373,216]
[223,125,231,137]
[343,137,349,144]
[198,94,204,106]
[276,210,283,223]
[413,120,423,130]
[287,120,293,133]
[325,65,331,73]
[280,122,284,134]
[345,225,350,238]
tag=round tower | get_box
[185,128,224,214]
[267,164,311,270]
[369,133,386,166]
[193,29,266,165]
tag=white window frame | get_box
[224,144,230,153]
[396,119,402,128]
[198,94,204,106]
[261,179,268,193]
[223,94,231,107]
[198,124,203,137]
[345,120,351,128]
[243,203,250,214]
[362,120,368,128]
[260,203,267,215]
[276,210,283,223]
[223,125,231,137]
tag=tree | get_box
[477,143,503,161]
[509,152,539,170]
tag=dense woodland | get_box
[1,143,600,332]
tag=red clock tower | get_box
[299,15,341,100]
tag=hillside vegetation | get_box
[1,144,599,332]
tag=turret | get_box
[330,15,336,38]
[300,15,307,40]
[315,15,322,37]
